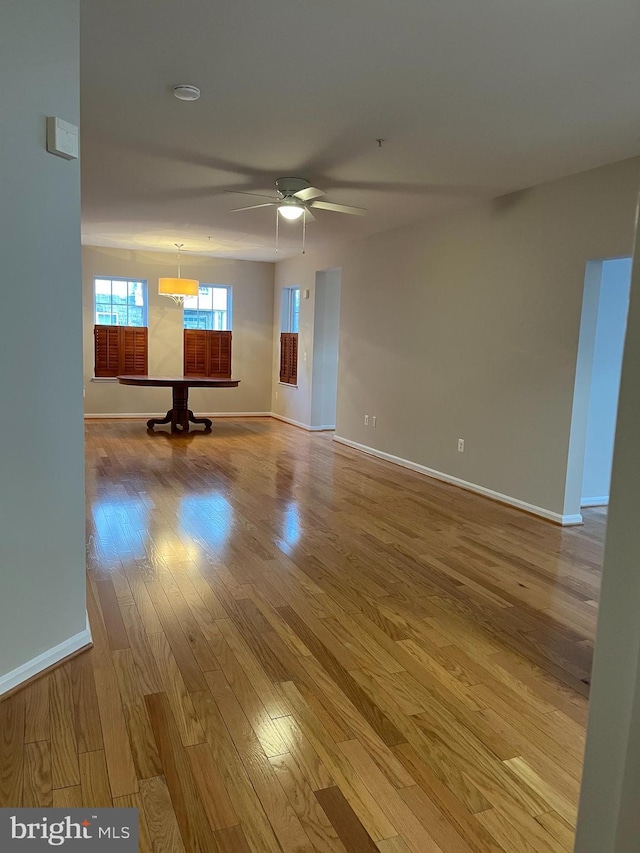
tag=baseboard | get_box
[581,496,609,507]
[0,613,93,698]
[270,413,334,431]
[333,435,583,526]
[84,412,271,419]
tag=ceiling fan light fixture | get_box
[173,84,201,101]
[279,202,305,220]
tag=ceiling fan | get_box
[228,177,366,221]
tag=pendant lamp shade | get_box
[158,277,199,297]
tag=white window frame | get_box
[93,277,148,327]
[183,284,233,331]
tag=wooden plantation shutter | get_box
[121,327,148,374]
[94,325,148,377]
[94,325,120,377]
[208,330,232,378]
[183,329,208,376]
[279,332,298,385]
[183,330,232,378]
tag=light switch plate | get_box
[46,116,79,160]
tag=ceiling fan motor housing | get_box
[276,177,310,197]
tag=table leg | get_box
[145,386,211,432]
[169,385,190,431]
[146,411,172,429]
[188,410,212,430]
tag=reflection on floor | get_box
[1,417,605,852]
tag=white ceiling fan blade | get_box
[225,190,279,200]
[231,202,278,212]
[309,200,366,216]
[294,186,325,202]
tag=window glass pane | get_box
[111,280,128,301]
[212,288,227,310]
[128,307,144,327]
[199,287,214,310]
[129,281,144,306]
[95,279,112,296]
[183,295,198,310]
[292,288,300,333]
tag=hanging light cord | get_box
[175,242,184,278]
[302,210,306,255]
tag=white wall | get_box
[83,246,274,416]
[0,0,88,686]
[272,157,639,521]
[581,258,632,504]
[310,269,341,429]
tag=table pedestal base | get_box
[146,386,212,432]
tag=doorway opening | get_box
[566,258,632,518]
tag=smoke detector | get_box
[173,85,201,101]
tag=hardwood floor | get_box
[1,417,605,851]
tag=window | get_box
[281,286,300,334]
[280,287,300,385]
[183,285,231,330]
[94,277,147,326]
[93,277,148,377]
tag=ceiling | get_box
[80,0,640,262]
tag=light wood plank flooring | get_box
[1,418,605,852]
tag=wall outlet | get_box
[458,438,465,452]
[364,415,369,426]
[372,416,377,427]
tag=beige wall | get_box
[273,157,640,519]
[0,0,87,684]
[83,247,274,416]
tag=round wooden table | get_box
[118,375,240,432]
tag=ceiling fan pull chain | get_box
[302,210,306,254]
[275,208,279,254]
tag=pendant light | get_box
[158,243,199,304]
